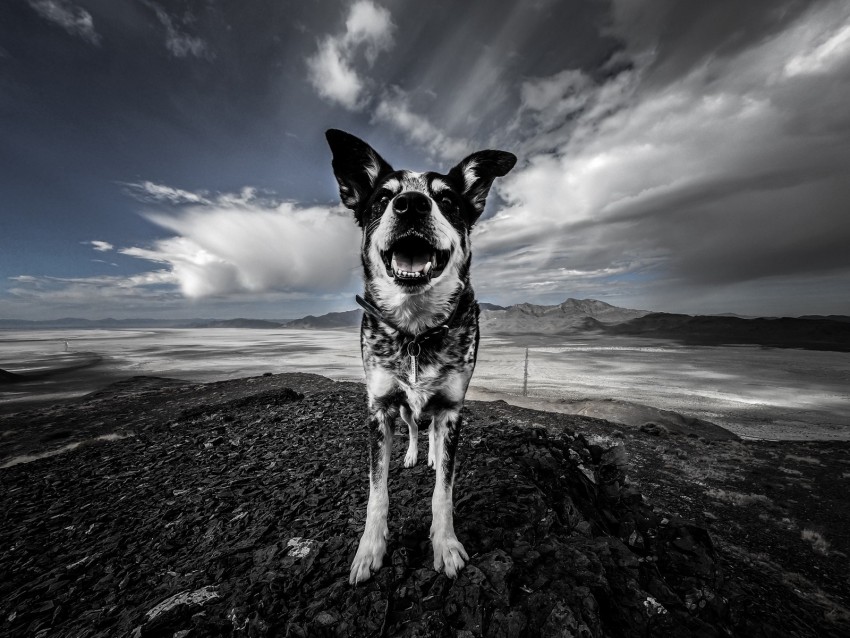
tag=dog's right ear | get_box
[326,129,393,223]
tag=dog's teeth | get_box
[424,261,432,276]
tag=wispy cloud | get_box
[306,0,394,110]
[6,272,353,319]
[141,1,211,59]
[8,271,179,310]
[306,39,364,110]
[88,240,114,252]
[306,1,473,160]
[373,90,469,160]
[28,0,101,45]
[124,181,212,206]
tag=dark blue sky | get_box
[2,0,849,319]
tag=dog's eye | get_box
[375,191,392,206]
[439,195,456,210]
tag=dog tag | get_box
[407,342,421,384]
[409,354,417,384]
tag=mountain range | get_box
[3,299,849,351]
[479,298,650,333]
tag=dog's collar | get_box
[355,294,460,348]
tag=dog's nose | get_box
[393,192,431,216]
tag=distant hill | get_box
[280,298,644,333]
[480,298,649,334]
[598,312,850,352]
[188,318,285,329]
[478,300,850,351]
[0,317,286,330]
[284,309,362,329]
[800,314,850,323]
[0,318,188,329]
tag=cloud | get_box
[7,271,179,310]
[306,1,473,160]
[306,0,394,110]
[115,186,361,298]
[373,90,469,160]
[344,0,395,63]
[784,21,850,77]
[507,67,637,156]
[605,0,815,88]
[519,69,595,116]
[89,240,114,252]
[472,0,850,312]
[306,39,364,110]
[141,1,211,59]
[124,181,212,205]
[28,0,101,45]
[8,184,362,314]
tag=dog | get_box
[325,129,516,584]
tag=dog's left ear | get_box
[448,150,517,222]
[326,129,393,224]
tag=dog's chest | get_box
[361,321,478,417]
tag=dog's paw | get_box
[349,531,387,585]
[432,533,468,578]
[427,450,435,469]
[403,445,418,468]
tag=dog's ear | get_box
[448,150,517,222]
[326,129,393,222]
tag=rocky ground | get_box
[1,373,849,637]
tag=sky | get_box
[1,0,850,320]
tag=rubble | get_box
[0,373,848,637]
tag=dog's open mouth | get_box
[380,235,451,284]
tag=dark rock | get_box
[0,374,847,637]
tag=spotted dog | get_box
[325,129,516,584]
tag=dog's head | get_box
[326,129,515,324]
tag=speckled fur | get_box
[325,129,515,585]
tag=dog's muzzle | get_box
[380,234,451,285]
[379,191,451,285]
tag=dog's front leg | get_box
[427,422,436,469]
[399,404,418,468]
[430,408,469,577]
[350,410,394,584]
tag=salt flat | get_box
[1,327,848,440]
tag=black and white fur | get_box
[326,129,516,584]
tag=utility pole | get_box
[523,348,529,397]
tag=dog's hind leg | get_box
[350,410,394,584]
[430,408,469,578]
[399,404,418,468]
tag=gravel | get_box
[1,373,848,637]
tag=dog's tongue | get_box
[393,249,431,273]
